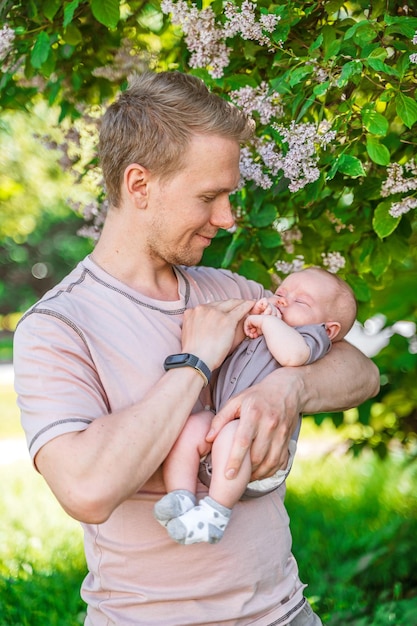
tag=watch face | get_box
[166,354,190,366]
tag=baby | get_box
[154,267,357,544]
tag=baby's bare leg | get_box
[166,420,252,544]
[154,411,212,527]
[163,411,213,493]
[209,419,252,508]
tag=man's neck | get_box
[91,242,179,302]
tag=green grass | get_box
[0,461,86,625]
[2,382,416,625]
[286,445,417,625]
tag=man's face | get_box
[145,134,241,267]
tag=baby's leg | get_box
[163,410,213,493]
[154,411,212,526]
[166,420,252,544]
[209,419,252,508]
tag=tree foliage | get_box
[1,0,416,455]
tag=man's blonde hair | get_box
[99,71,255,207]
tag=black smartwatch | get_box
[163,353,211,387]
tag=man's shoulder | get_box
[16,258,96,332]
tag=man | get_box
[14,71,379,626]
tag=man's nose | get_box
[210,196,235,230]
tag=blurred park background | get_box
[1,1,416,624]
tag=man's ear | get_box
[325,321,341,341]
[124,163,150,208]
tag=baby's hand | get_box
[244,314,263,339]
[250,297,278,317]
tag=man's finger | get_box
[224,429,254,479]
[205,399,240,442]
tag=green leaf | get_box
[271,24,290,45]
[224,75,258,90]
[90,0,120,29]
[365,58,399,77]
[337,60,362,87]
[373,201,400,239]
[324,0,345,15]
[30,31,50,69]
[347,275,371,302]
[295,95,315,123]
[353,23,378,47]
[384,15,417,38]
[63,24,82,46]
[368,47,387,61]
[395,93,417,129]
[324,39,340,60]
[370,244,390,278]
[250,204,276,228]
[362,108,389,136]
[63,0,81,28]
[239,260,271,288]
[336,154,366,177]
[43,0,61,21]
[366,136,390,166]
[309,33,323,53]
[258,229,282,249]
[288,66,314,88]
[313,81,330,97]
[344,20,377,47]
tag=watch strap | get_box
[164,353,211,387]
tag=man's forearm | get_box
[296,339,380,414]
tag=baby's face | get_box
[271,270,334,327]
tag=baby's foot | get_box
[166,496,231,545]
[153,489,196,527]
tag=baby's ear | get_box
[325,321,341,341]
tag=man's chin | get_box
[169,251,204,267]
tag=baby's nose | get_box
[276,294,287,306]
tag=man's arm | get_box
[206,340,380,481]
[20,299,254,525]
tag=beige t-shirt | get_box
[14,256,306,626]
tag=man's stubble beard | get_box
[147,239,203,268]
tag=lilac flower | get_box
[381,160,417,197]
[239,146,273,189]
[224,1,280,47]
[275,256,305,275]
[272,121,336,192]
[161,1,231,78]
[161,0,280,77]
[279,227,303,254]
[389,197,417,218]
[0,24,15,64]
[321,252,346,273]
[230,82,283,125]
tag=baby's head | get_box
[273,267,357,342]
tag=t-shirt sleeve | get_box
[295,323,331,364]
[13,311,109,464]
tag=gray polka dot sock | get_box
[166,496,232,545]
[153,489,196,528]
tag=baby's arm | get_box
[244,314,311,366]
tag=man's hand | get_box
[181,299,255,372]
[206,367,303,481]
